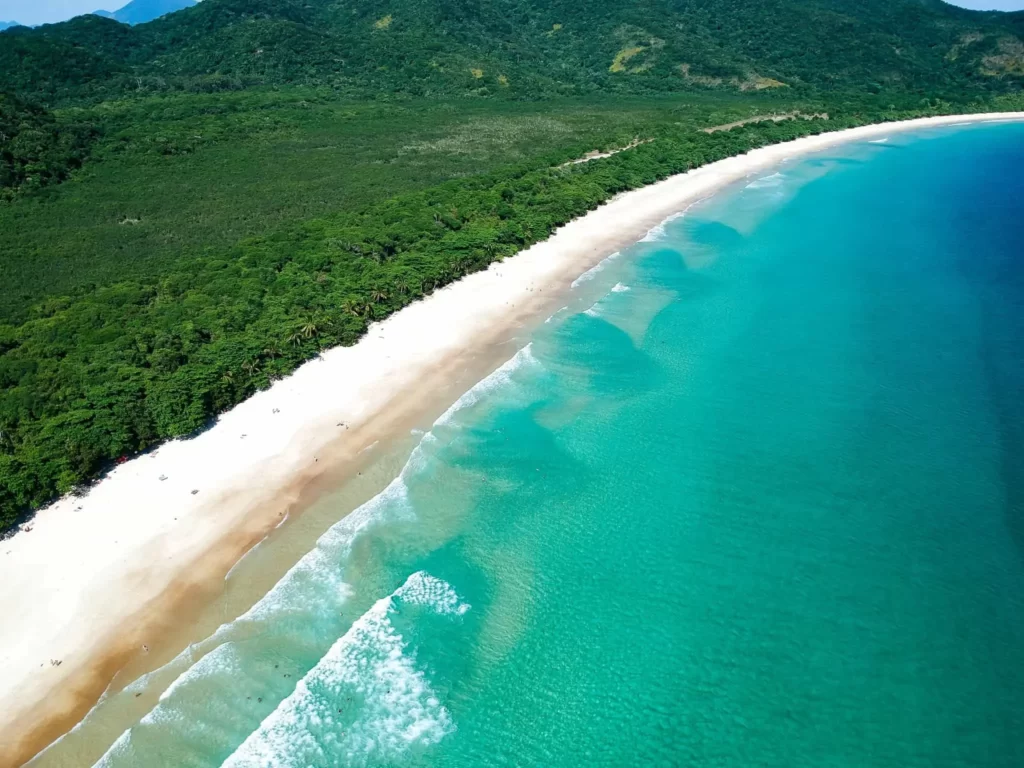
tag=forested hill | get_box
[2,0,1024,533]
[3,0,1024,103]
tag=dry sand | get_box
[2,111,1022,766]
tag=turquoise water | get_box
[62,123,1024,766]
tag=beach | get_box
[2,111,1022,766]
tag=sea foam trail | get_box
[222,572,468,768]
[639,196,712,243]
[745,171,786,189]
[433,343,539,427]
[581,281,634,318]
[640,210,688,242]
[93,456,430,766]
[92,344,536,766]
[544,306,568,324]
[569,251,620,288]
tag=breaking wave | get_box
[93,342,536,766]
[570,251,620,288]
[222,572,468,768]
[639,201,704,242]
[745,171,785,189]
[433,343,539,427]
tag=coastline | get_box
[2,111,1022,766]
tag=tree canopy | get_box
[2,0,1024,104]
[0,92,97,200]
[1,0,1023,531]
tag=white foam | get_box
[433,343,538,427]
[222,572,467,768]
[246,478,413,625]
[93,728,132,765]
[94,342,525,761]
[156,643,243,705]
[569,251,620,288]
[868,137,890,144]
[10,114,1024,751]
[224,538,263,581]
[744,171,785,189]
[394,571,470,617]
[582,281,631,317]
[639,204,699,242]
[93,438,436,765]
[639,224,665,242]
[544,306,568,324]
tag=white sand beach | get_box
[2,111,1022,766]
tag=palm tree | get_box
[242,360,260,378]
[370,287,388,303]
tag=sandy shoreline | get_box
[2,111,1022,766]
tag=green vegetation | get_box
[0,0,1023,530]
[3,0,1024,104]
[0,93,96,201]
[1,90,783,321]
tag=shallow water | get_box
[34,122,1024,767]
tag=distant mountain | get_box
[4,0,1024,103]
[0,21,22,31]
[92,0,197,26]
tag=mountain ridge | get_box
[92,0,198,26]
[2,0,1023,104]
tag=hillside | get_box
[1,0,1023,530]
[0,21,22,31]
[2,0,1024,104]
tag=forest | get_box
[2,0,1024,104]
[1,0,1024,531]
[0,92,96,201]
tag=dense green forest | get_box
[0,93,96,200]
[1,0,1024,531]
[0,90,807,321]
[3,0,1024,103]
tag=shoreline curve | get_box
[2,111,1022,767]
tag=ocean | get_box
[33,121,1024,767]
